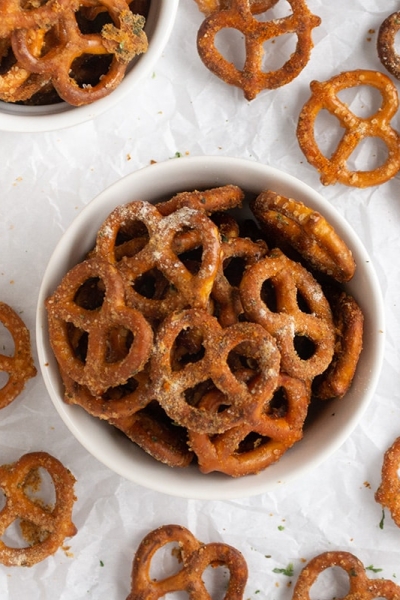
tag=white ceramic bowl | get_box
[36,156,385,499]
[0,0,178,133]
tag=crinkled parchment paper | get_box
[1,0,400,597]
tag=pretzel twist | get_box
[96,201,222,320]
[189,373,310,476]
[127,524,248,600]
[240,249,335,381]
[0,452,77,567]
[150,308,281,433]
[297,69,400,187]
[197,0,320,100]
[46,258,153,396]
[292,551,400,600]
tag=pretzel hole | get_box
[306,565,350,600]
[74,277,105,310]
[260,279,277,312]
[337,85,383,119]
[215,28,246,70]
[345,136,389,173]
[69,54,114,89]
[67,324,88,362]
[314,109,344,159]
[296,290,313,314]
[105,327,133,363]
[0,320,15,357]
[260,33,297,72]
[149,540,185,580]
[223,256,247,287]
[293,335,315,360]
[267,384,288,418]
[171,328,205,371]
[133,269,171,299]
[202,563,232,599]
[253,2,288,21]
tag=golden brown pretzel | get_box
[0,452,77,567]
[251,190,356,283]
[150,308,281,434]
[0,0,78,38]
[297,69,400,187]
[0,302,37,410]
[127,524,248,600]
[46,257,153,397]
[240,249,335,381]
[375,436,400,528]
[96,201,222,320]
[313,288,364,400]
[0,31,51,103]
[197,0,321,100]
[377,11,400,81]
[12,0,148,106]
[292,551,400,600]
[189,373,310,476]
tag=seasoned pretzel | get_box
[211,236,268,326]
[292,551,400,600]
[375,436,400,528]
[127,524,248,600]
[12,0,148,106]
[150,308,281,433]
[96,202,221,320]
[189,373,310,476]
[313,288,363,400]
[46,257,153,396]
[0,452,77,567]
[0,31,51,103]
[297,69,400,187]
[0,0,78,39]
[251,190,356,283]
[61,367,152,420]
[155,184,244,217]
[111,402,195,468]
[0,302,37,410]
[240,249,335,381]
[377,11,400,81]
[197,0,321,100]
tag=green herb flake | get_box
[277,525,285,531]
[366,565,383,573]
[100,560,104,567]
[379,510,385,529]
[273,563,294,577]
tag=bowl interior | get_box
[36,156,385,499]
[0,0,179,132]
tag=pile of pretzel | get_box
[0,0,149,105]
[193,0,400,189]
[45,184,364,477]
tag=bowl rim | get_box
[36,155,386,499]
[0,0,179,133]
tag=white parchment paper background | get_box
[1,0,400,597]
